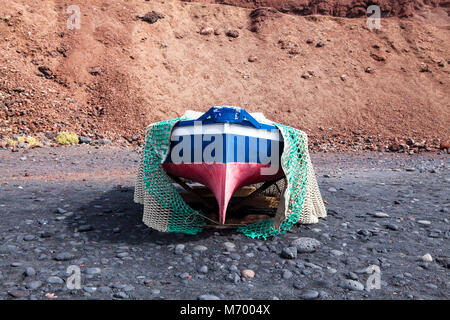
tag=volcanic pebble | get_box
[290,237,321,253]
[299,289,319,300]
[241,269,255,279]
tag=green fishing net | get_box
[236,123,308,239]
[142,118,205,235]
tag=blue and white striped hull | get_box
[162,122,284,224]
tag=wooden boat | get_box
[162,106,284,224]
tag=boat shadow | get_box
[65,185,238,246]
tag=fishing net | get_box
[134,110,326,239]
[134,116,205,235]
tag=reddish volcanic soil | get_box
[188,0,448,18]
[0,0,449,151]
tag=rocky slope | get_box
[188,0,448,18]
[0,0,449,151]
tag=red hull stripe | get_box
[162,162,284,224]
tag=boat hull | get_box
[162,108,284,224]
[162,162,284,224]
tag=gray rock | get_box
[418,262,430,269]
[303,262,322,270]
[83,286,97,293]
[229,265,239,273]
[55,252,74,261]
[331,249,344,256]
[371,212,389,218]
[226,273,240,284]
[56,208,67,214]
[385,224,399,231]
[299,289,319,300]
[223,242,236,250]
[435,257,450,269]
[24,267,36,277]
[225,29,239,38]
[290,237,321,253]
[293,280,305,290]
[339,279,364,291]
[113,292,129,299]
[404,272,413,278]
[428,230,441,238]
[38,231,52,238]
[198,294,220,300]
[86,267,101,275]
[116,252,129,258]
[175,244,185,255]
[78,224,93,232]
[110,283,125,289]
[281,247,298,259]
[327,267,337,274]
[282,269,293,279]
[47,276,64,284]
[258,245,269,252]
[78,136,92,144]
[357,229,371,236]
[199,265,208,273]
[38,219,48,225]
[179,272,190,279]
[23,235,35,241]
[193,245,208,252]
[98,286,111,294]
[319,291,330,299]
[230,253,241,260]
[425,283,437,290]
[26,281,42,290]
[345,272,359,280]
